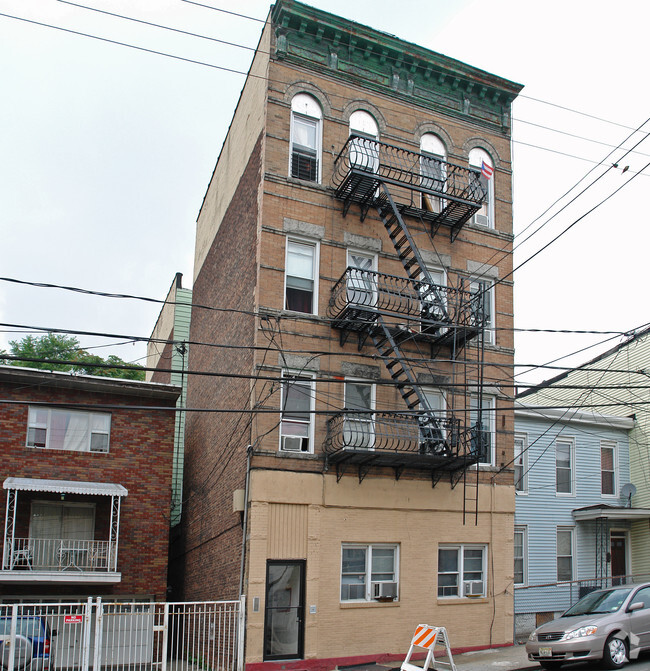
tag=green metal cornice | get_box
[271,0,523,132]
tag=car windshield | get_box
[563,588,632,616]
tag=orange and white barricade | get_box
[401,624,456,671]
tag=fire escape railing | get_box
[327,267,485,343]
[332,135,486,238]
[325,411,460,455]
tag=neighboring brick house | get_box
[0,365,180,603]
[179,0,522,666]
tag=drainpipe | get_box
[238,445,253,597]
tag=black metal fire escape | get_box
[325,135,489,518]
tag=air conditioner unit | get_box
[281,436,304,452]
[473,214,490,227]
[463,580,484,597]
[372,581,398,600]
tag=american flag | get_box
[481,161,494,179]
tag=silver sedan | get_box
[526,583,650,669]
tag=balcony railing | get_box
[332,135,486,233]
[328,267,485,343]
[4,537,117,573]
[324,411,481,474]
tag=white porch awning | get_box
[3,478,127,497]
[573,504,650,521]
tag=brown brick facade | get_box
[0,369,179,601]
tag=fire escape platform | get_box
[331,135,486,238]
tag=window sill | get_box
[340,600,400,609]
[437,597,488,605]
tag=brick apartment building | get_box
[178,0,522,666]
[0,365,180,603]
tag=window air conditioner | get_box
[281,436,304,452]
[372,581,398,600]
[463,580,484,597]
[473,214,490,227]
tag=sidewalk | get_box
[450,643,538,670]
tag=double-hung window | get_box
[280,373,314,453]
[348,110,379,173]
[469,148,494,228]
[285,239,318,314]
[514,433,528,493]
[470,394,495,465]
[514,526,527,586]
[343,379,375,449]
[555,438,574,495]
[346,250,377,309]
[556,527,574,581]
[438,544,487,598]
[601,440,617,496]
[290,94,322,182]
[470,278,494,344]
[420,388,446,453]
[420,266,447,327]
[420,133,446,213]
[27,407,111,453]
[341,543,398,602]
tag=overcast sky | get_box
[1,0,649,388]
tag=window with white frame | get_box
[285,238,318,314]
[470,278,494,344]
[290,93,322,182]
[468,148,494,228]
[556,527,574,581]
[343,379,375,449]
[470,394,495,465]
[555,438,574,495]
[601,440,617,496]
[420,133,446,213]
[438,544,487,598]
[420,387,446,452]
[346,250,377,309]
[27,407,111,453]
[420,266,447,327]
[349,110,379,173]
[514,526,527,585]
[341,543,398,601]
[514,433,528,493]
[280,373,314,453]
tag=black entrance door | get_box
[611,533,627,585]
[263,560,305,660]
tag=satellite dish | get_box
[621,483,637,507]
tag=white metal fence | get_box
[0,598,244,671]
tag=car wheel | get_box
[602,633,628,669]
[539,662,563,670]
[1,635,32,669]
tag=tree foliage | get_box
[0,333,145,380]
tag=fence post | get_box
[92,597,103,671]
[81,597,93,671]
[7,604,18,671]
[237,596,246,671]
[160,602,170,671]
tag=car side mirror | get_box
[628,602,645,612]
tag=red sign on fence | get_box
[64,615,83,624]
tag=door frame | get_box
[263,559,306,661]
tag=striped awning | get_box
[3,477,127,497]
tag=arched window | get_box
[420,133,446,213]
[290,93,322,182]
[468,148,494,228]
[349,110,379,172]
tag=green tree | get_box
[0,333,145,380]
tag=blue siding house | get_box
[513,405,648,637]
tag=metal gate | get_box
[0,598,244,671]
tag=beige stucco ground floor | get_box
[243,469,515,669]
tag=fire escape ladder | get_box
[371,314,446,454]
[376,184,448,322]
